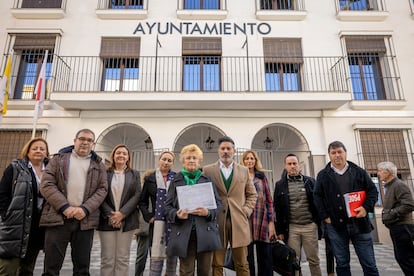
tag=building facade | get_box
[1,0,414,242]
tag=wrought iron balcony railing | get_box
[257,0,305,11]
[97,0,147,10]
[336,0,386,12]
[178,0,227,10]
[1,54,403,101]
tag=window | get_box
[110,0,143,9]
[339,0,376,11]
[182,37,221,91]
[263,38,302,92]
[261,0,294,10]
[100,37,140,91]
[358,129,411,204]
[12,34,55,99]
[344,36,392,100]
[21,0,62,8]
[0,130,43,175]
[184,0,219,9]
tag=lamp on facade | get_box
[204,128,215,150]
[144,136,153,150]
[263,128,274,150]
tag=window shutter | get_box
[344,36,387,54]
[100,37,141,58]
[182,37,222,55]
[263,38,303,63]
[13,34,57,50]
[21,0,62,8]
[0,130,43,177]
[360,129,410,174]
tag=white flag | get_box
[34,50,48,121]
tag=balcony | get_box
[11,0,66,19]
[255,0,306,21]
[96,0,148,20]
[176,0,228,20]
[5,54,405,111]
[336,0,388,21]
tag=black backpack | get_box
[272,240,301,276]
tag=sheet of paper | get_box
[176,182,217,212]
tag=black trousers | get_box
[389,224,414,276]
[247,241,273,276]
[42,219,94,276]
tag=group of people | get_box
[0,129,413,276]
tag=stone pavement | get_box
[34,232,404,275]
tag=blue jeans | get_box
[326,223,379,276]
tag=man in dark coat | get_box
[274,153,322,276]
[314,141,379,276]
[377,161,414,275]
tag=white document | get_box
[176,182,217,212]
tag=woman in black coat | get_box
[97,144,141,276]
[0,137,49,275]
[164,144,222,276]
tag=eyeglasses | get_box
[77,137,95,143]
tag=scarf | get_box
[152,168,175,258]
[181,168,202,185]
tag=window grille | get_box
[0,130,43,176]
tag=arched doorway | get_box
[95,123,158,174]
[248,124,311,191]
[172,123,225,171]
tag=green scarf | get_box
[181,168,202,185]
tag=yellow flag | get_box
[0,54,13,115]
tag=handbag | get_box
[135,211,150,237]
[272,240,300,276]
[224,247,235,270]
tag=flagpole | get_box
[32,50,48,139]
[31,103,38,138]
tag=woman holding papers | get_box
[139,151,177,276]
[164,144,222,276]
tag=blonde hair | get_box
[180,144,203,164]
[109,144,131,170]
[159,151,175,161]
[240,150,265,172]
[20,138,49,160]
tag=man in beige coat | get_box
[203,136,257,276]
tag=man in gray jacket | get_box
[377,161,414,275]
[40,129,108,276]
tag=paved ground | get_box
[34,232,404,275]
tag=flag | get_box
[34,50,48,121]
[0,54,13,115]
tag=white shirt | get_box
[28,161,45,210]
[111,170,125,211]
[219,160,234,180]
[331,162,349,175]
